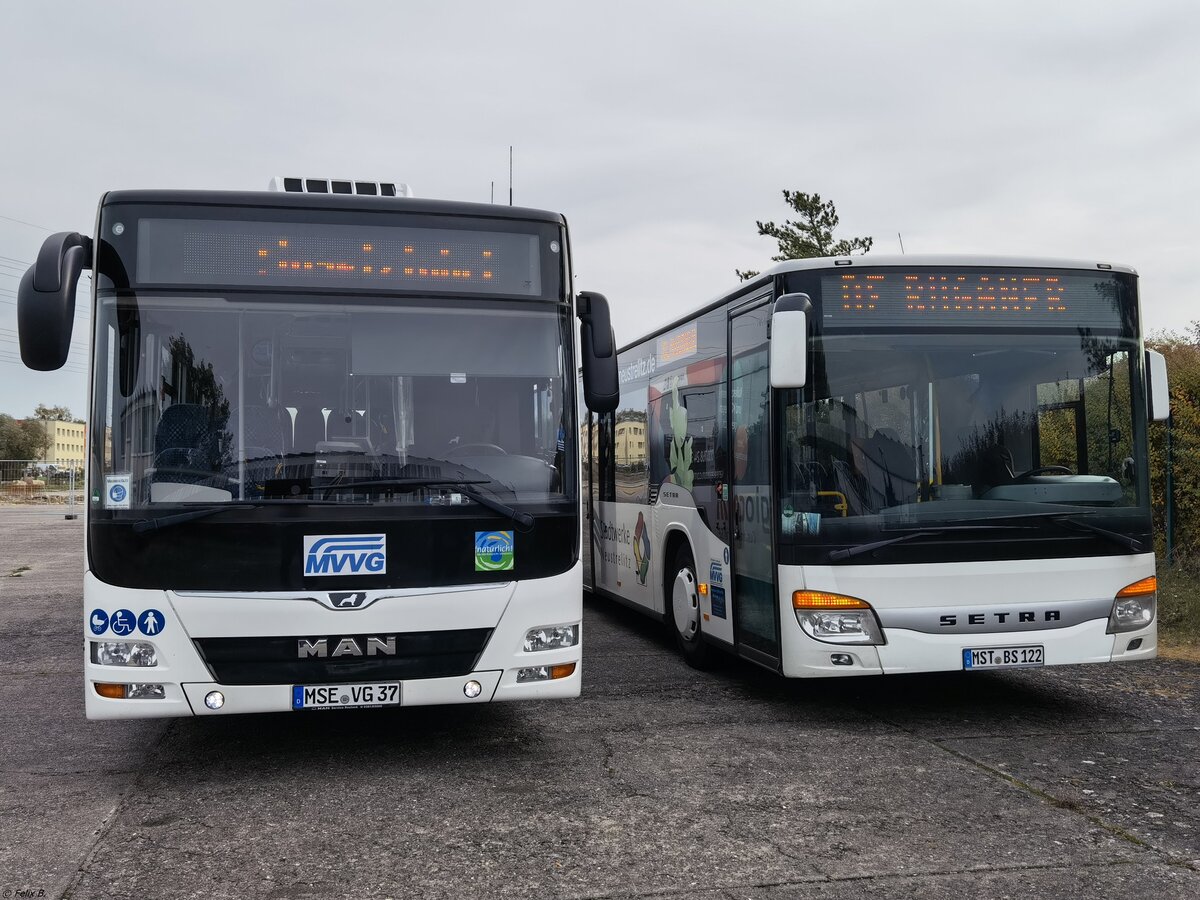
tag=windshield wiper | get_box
[829,529,949,562]
[969,509,1145,553]
[319,477,535,532]
[829,522,1049,561]
[828,511,1144,562]
[1045,514,1144,552]
[132,499,344,534]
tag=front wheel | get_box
[669,545,712,669]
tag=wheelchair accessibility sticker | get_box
[88,608,166,636]
[109,609,137,636]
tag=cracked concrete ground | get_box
[1,515,1198,899]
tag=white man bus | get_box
[18,177,618,717]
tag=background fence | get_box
[0,460,80,519]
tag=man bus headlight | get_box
[1107,577,1156,633]
[793,591,885,645]
[523,624,579,652]
[90,641,158,667]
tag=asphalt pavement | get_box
[1,515,1198,899]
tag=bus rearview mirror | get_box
[18,232,92,371]
[1146,349,1169,421]
[577,291,619,413]
[769,293,813,389]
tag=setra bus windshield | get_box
[777,267,1151,564]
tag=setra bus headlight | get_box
[1107,577,1156,634]
[793,591,885,646]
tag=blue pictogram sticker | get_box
[110,609,136,637]
[138,609,165,636]
[109,483,127,504]
[723,546,730,565]
[89,609,109,635]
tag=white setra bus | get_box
[582,256,1170,676]
[18,178,618,718]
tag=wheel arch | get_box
[660,525,695,622]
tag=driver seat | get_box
[981,444,1016,486]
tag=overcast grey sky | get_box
[2,0,1198,418]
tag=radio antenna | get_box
[898,232,906,254]
[509,146,513,206]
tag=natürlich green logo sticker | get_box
[475,530,514,572]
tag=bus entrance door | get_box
[728,300,781,666]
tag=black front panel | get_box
[88,510,576,590]
[195,628,492,685]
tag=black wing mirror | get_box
[18,232,92,371]
[577,291,619,413]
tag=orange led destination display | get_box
[819,270,1126,328]
[657,325,698,366]
[137,218,547,297]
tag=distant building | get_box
[615,419,647,469]
[39,420,87,470]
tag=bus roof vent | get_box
[268,177,414,198]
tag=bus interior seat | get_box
[831,459,870,517]
[325,408,365,440]
[228,405,286,459]
[854,428,919,509]
[980,443,1016,487]
[290,406,333,452]
[152,404,224,484]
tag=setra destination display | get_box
[820,269,1126,328]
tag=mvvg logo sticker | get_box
[475,531,514,572]
[304,534,387,577]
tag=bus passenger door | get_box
[728,300,781,665]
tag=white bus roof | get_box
[620,254,1138,355]
[750,254,1136,279]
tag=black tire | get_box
[667,544,713,669]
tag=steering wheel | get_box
[446,442,508,457]
[1013,465,1072,480]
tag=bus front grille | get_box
[193,628,493,685]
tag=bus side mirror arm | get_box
[770,292,812,389]
[577,291,619,413]
[18,232,92,371]
[1146,349,1169,421]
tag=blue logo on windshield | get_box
[109,483,127,503]
[303,534,387,577]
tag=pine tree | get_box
[736,190,873,281]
